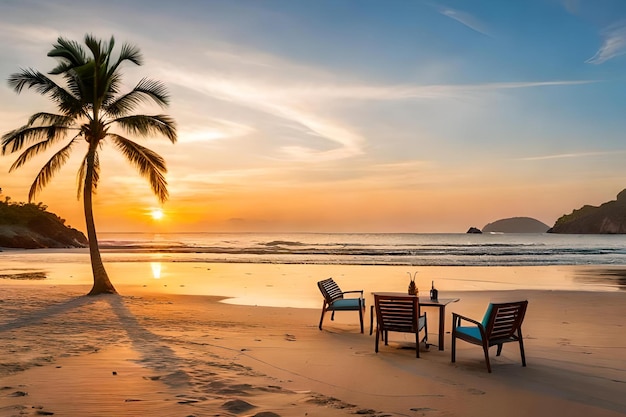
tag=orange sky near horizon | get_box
[0,155,618,234]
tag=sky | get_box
[1,0,626,233]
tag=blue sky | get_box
[1,0,626,232]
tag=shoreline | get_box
[1,262,624,310]
[1,262,626,416]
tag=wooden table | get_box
[370,292,459,351]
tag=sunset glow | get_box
[150,209,164,221]
[1,1,626,233]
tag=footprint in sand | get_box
[467,388,485,395]
[410,407,437,412]
[558,338,571,346]
[222,398,256,413]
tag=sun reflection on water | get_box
[150,262,162,279]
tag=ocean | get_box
[95,232,626,266]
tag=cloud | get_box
[148,38,594,165]
[439,7,491,37]
[586,22,626,64]
[178,119,255,143]
[518,150,622,161]
[0,23,61,46]
[157,67,366,163]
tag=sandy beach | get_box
[1,263,625,416]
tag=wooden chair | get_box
[317,278,365,333]
[451,300,528,372]
[374,294,427,358]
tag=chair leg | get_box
[496,343,503,356]
[331,310,335,321]
[375,327,380,353]
[519,329,527,367]
[319,302,327,330]
[451,329,456,363]
[482,342,492,373]
[358,301,364,333]
[415,331,420,358]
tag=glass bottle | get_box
[430,280,438,300]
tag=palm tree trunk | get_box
[84,147,117,295]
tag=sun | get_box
[150,208,164,221]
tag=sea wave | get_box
[94,233,626,267]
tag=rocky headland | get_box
[0,200,87,249]
[549,189,626,234]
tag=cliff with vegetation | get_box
[0,199,88,249]
[549,189,626,234]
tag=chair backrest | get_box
[374,294,419,333]
[318,278,344,304]
[482,301,528,340]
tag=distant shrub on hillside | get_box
[0,196,87,248]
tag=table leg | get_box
[438,305,445,351]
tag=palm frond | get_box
[27,137,79,202]
[110,134,169,202]
[107,42,142,80]
[76,146,101,199]
[84,34,106,65]
[9,69,58,95]
[9,131,81,172]
[92,149,101,192]
[64,70,86,102]
[2,124,72,155]
[105,78,170,117]
[117,42,142,66]
[27,112,75,127]
[135,78,170,106]
[113,114,177,143]
[76,153,88,199]
[104,35,115,70]
[47,37,87,74]
[102,72,122,107]
[8,69,84,116]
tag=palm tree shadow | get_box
[0,293,190,389]
[0,296,97,332]
[104,295,191,388]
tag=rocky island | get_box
[0,199,87,249]
[482,217,551,233]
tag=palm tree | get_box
[1,34,177,295]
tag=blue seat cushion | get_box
[329,298,362,310]
[456,326,483,341]
[482,303,494,328]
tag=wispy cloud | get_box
[519,151,621,161]
[156,50,595,164]
[586,22,626,64]
[178,119,255,144]
[155,63,367,163]
[439,7,491,37]
[0,23,61,45]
